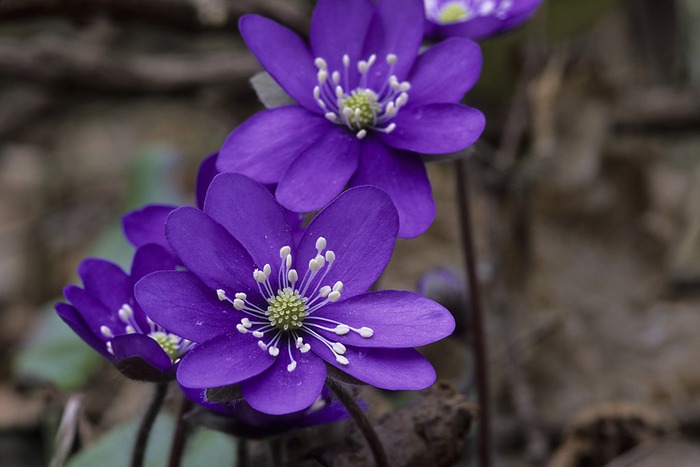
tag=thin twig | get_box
[454,159,492,467]
[0,37,260,93]
[168,395,193,467]
[131,382,169,467]
[326,378,389,467]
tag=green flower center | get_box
[341,89,380,130]
[267,287,308,331]
[438,3,471,23]
[149,331,182,362]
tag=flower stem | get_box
[326,379,388,467]
[455,158,492,467]
[167,395,193,467]
[131,382,169,467]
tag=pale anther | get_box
[236,324,248,333]
[126,325,136,334]
[263,264,271,277]
[287,361,297,372]
[336,355,349,365]
[280,245,291,258]
[233,299,245,310]
[334,324,350,335]
[356,129,367,140]
[100,326,113,338]
[315,237,326,251]
[332,342,347,354]
[325,251,336,263]
[235,292,247,300]
[268,346,280,357]
[333,281,343,292]
[319,285,331,297]
[359,327,374,338]
[253,331,264,338]
[328,291,341,302]
[216,289,227,301]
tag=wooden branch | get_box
[0,37,261,93]
[0,0,310,32]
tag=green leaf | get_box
[67,412,237,467]
[250,71,295,109]
[13,305,103,392]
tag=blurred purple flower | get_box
[55,244,191,381]
[424,0,543,40]
[182,385,352,438]
[135,173,455,415]
[217,0,485,238]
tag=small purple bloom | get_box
[55,244,192,381]
[424,0,543,40]
[217,0,485,238]
[182,386,352,438]
[135,173,455,415]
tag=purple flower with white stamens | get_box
[217,0,485,238]
[135,173,455,415]
[55,244,192,381]
[424,0,543,40]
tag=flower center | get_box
[267,287,307,331]
[438,2,470,23]
[313,54,410,140]
[341,90,380,130]
[100,304,193,363]
[217,237,374,373]
[425,0,513,24]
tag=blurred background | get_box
[1,0,700,465]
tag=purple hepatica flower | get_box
[424,0,543,40]
[135,173,455,415]
[123,152,305,252]
[55,244,193,381]
[182,386,351,438]
[217,0,485,238]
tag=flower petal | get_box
[110,333,173,373]
[217,107,328,185]
[165,207,258,298]
[309,0,375,78]
[55,303,111,359]
[349,138,434,238]
[130,244,177,284]
[310,341,436,390]
[408,38,482,105]
[276,127,360,213]
[135,270,238,344]
[296,186,399,299]
[240,346,327,415]
[177,333,275,389]
[379,103,485,154]
[196,152,219,210]
[311,290,454,348]
[63,285,120,338]
[122,204,175,251]
[204,173,294,273]
[362,0,424,84]
[239,15,318,111]
[77,258,132,313]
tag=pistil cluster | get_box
[100,304,193,362]
[313,54,411,140]
[217,237,374,373]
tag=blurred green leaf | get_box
[13,305,103,392]
[67,412,237,467]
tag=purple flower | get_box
[217,0,485,238]
[424,0,543,40]
[135,173,455,415]
[182,386,352,438]
[55,244,192,381]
